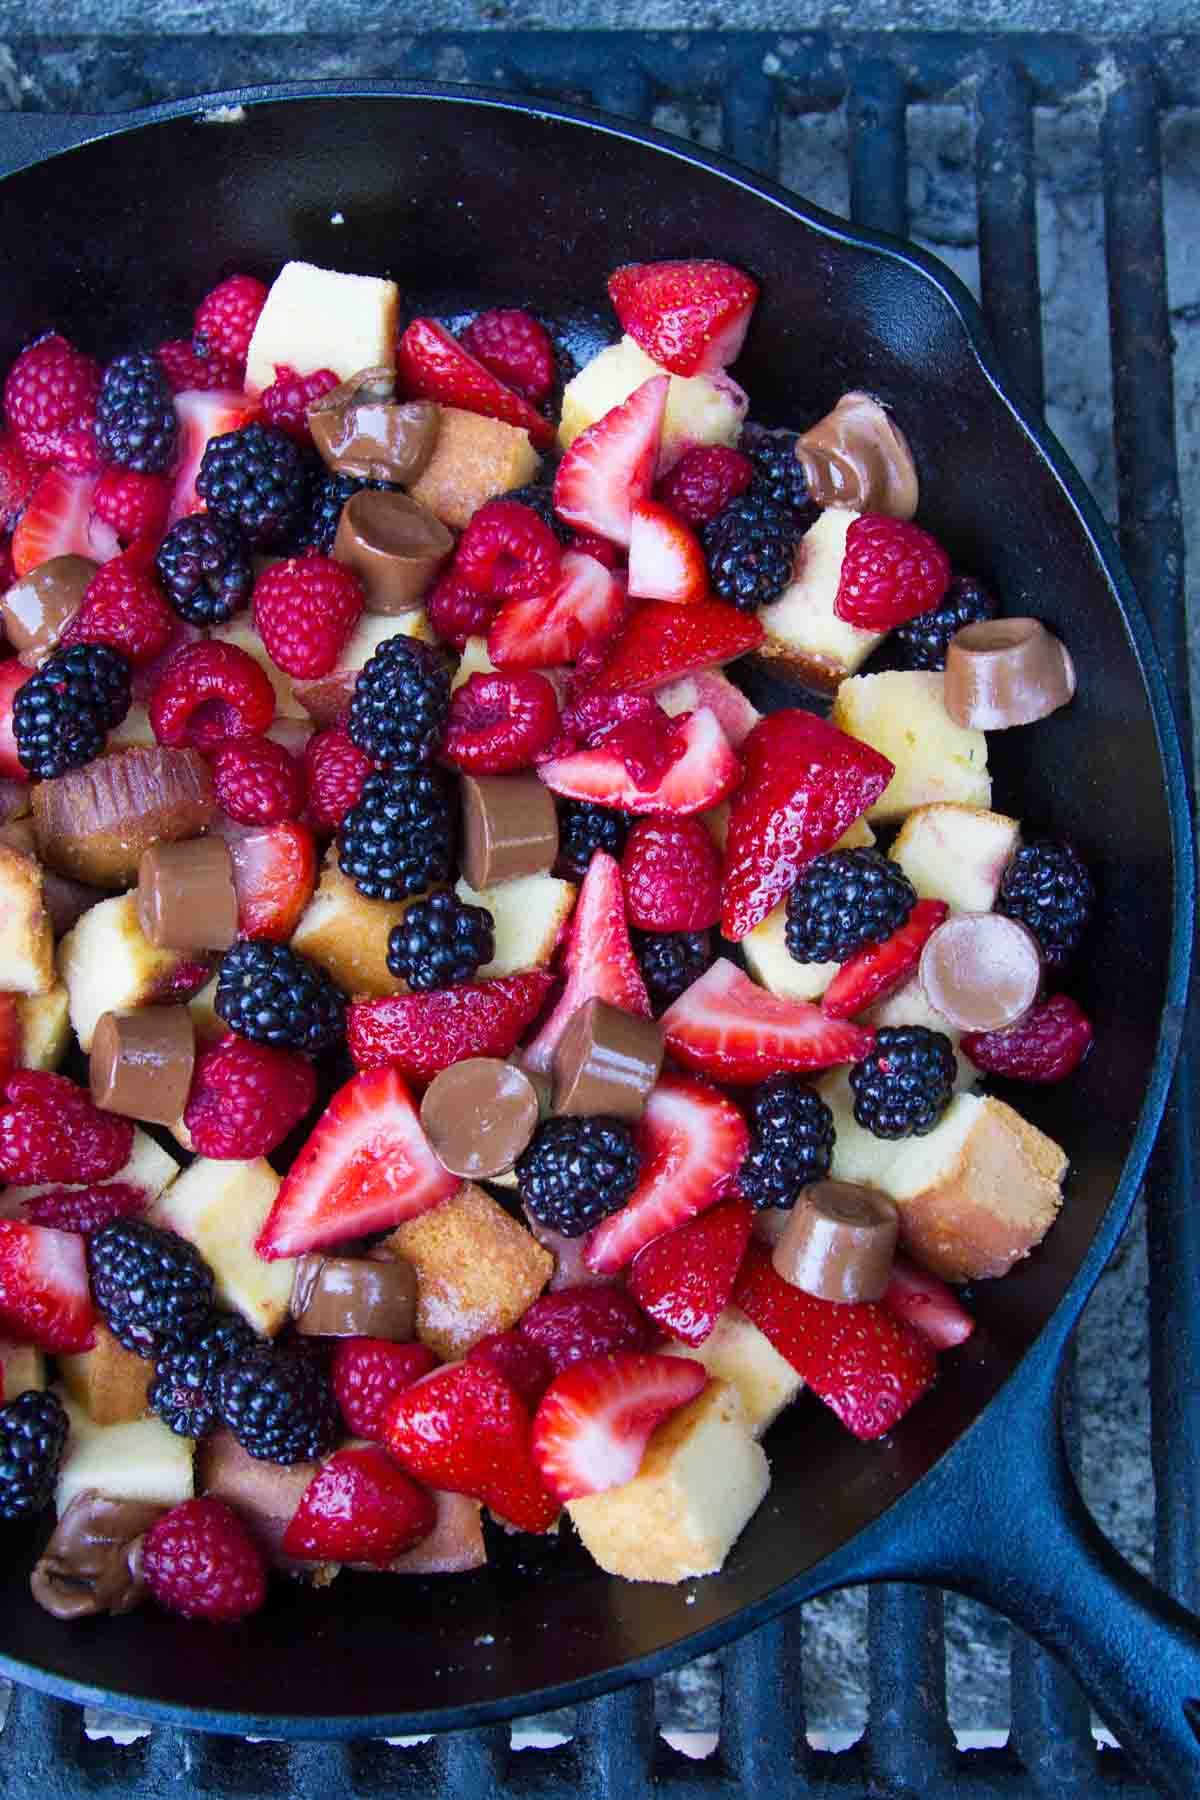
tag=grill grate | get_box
[0,32,1194,1797]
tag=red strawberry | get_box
[217,819,318,942]
[661,957,873,1085]
[167,389,258,526]
[609,260,758,376]
[544,687,660,765]
[0,661,31,781]
[628,1198,751,1346]
[383,1360,559,1533]
[520,852,647,1075]
[553,377,669,547]
[569,531,622,569]
[821,899,950,1019]
[654,667,761,748]
[488,551,626,671]
[256,1066,457,1259]
[834,515,952,630]
[882,1255,975,1350]
[627,500,709,604]
[0,1220,94,1352]
[466,1331,554,1406]
[584,1074,750,1274]
[622,816,722,931]
[532,1351,708,1501]
[331,1337,440,1440]
[282,1446,437,1565]
[0,996,21,1093]
[654,444,754,526]
[961,993,1094,1084]
[518,1285,655,1375]
[588,596,763,693]
[348,970,556,1084]
[396,318,554,450]
[460,309,556,406]
[10,469,120,578]
[537,705,739,818]
[721,710,894,940]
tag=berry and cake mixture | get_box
[0,251,1093,1620]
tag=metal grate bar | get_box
[974,59,1045,414]
[575,1684,657,1798]
[718,1610,804,1789]
[846,60,909,240]
[587,62,653,121]
[866,1585,958,1787]
[719,71,780,182]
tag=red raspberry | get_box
[142,1497,267,1622]
[253,555,364,679]
[455,498,562,601]
[21,1182,149,1234]
[303,727,372,829]
[0,435,35,529]
[962,993,1094,1084]
[156,339,243,394]
[183,1035,317,1158]
[259,365,340,444]
[460,309,555,406]
[426,567,496,650]
[193,274,268,365]
[60,558,175,665]
[655,445,754,526]
[466,1330,553,1406]
[150,639,276,750]
[154,957,216,1001]
[0,1071,133,1185]
[211,736,304,826]
[621,815,723,930]
[834,514,952,629]
[282,1446,437,1566]
[3,334,100,473]
[569,531,621,570]
[444,670,560,774]
[91,468,171,544]
[517,1286,655,1376]
[332,1337,440,1440]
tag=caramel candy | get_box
[90,1004,196,1126]
[461,772,558,890]
[943,617,1076,730]
[290,1251,418,1340]
[333,489,453,614]
[33,745,216,891]
[919,911,1042,1033]
[772,1181,899,1303]
[31,1490,164,1620]
[307,367,440,483]
[2,555,97,665]
[420,1057,540,1179]
[137,836,239,951]
[794,392,919,519]
[552,998,664,1123]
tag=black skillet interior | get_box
[0,87,1185,1732]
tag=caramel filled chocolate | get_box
[90,1004,196,1126]
[3,555,97,665]
[420,1056,540,1178]
[919,911,1042,1033]
[552,998,664,1123]
[31,1490,165,1620]
[308,367,440,483]
[772,1181,899,1303]
[137,835,239,951]
[333,489,454,613]
[943,616,1076,730]
[461,772,559,890]
[291,1251,418,1340]
[794,392,919,519]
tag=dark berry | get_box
[891,574,998,671]
[743,426,820,527]
[196,421,309,548]
[738,1075,835,1210]
[149,1312,260,1439]
[300,470,396,556]
[516,1115,641,1238]
[633,928,714,1011]
[337,769,456,902]
[95,351,178,474]
[702,491,798,612]
[386,891,494,990]
[13,642,131,777]
[556,798,629,881]
[0,1390,68,1520]
[849,1025,957,1139]
[215,940,346,1054]
[501,483,572,544]
[785,848,916,964]
[87,1218,215,1357]
[347,634,450,769]
[155,513,253,626]
[997,840,1094,970]
[216,1342,341,1464]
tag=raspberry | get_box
[518,1286,655,1376]
[834,514,952,630]
[156,958,216,1002]
[0,435,35,529]
[91,469,171,545]
[426,566,496,650]
[20,1182,149,1234]
[156,339,243,394]
[621,816,723,931]
[149,639,276,750]
[253,555,364,680]
[460,309,556,406]
[569,531,621,569]
[332,1337,439,1440]
[60,558,175,666]
[466,1331,553,1407]
[183,1035,317,1158]
[0,1071,133,1185]
[443,670,560,774]
[142,1497,267,1622]
[454,498,562,601]
[193,275,268,365]
[655,446,754,527]
[3,334,100,473]
[962,993,1094,1084]
[211,735,304,825]
[303,727,372,829]
[259,365,340,444]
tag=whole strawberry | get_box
[303,727,372,830]
[833,514,951,630]
[142,1497,267,1622]
[259,365,340,444]
[61,558,176,666]
[460,309,556,407]
[254,555,364,679]
[193,274,268,365]
[621,815,723,931]
[211,736,304,826]
[332,1337,439,1440]
[3,334,100,473]
[0,1071,133,1186]
[183,1036,317,1159]
[282,1446,437,1565]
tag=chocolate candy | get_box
[137,835,239,951]
[551,997,664,1123]
[290,1251,418,1340]
[943,616,1076,730]
[460,772,559,890]
[771,1180,899,1303]
[307,367,440,483]
[333,489,453,614]
[795,392,919,519]
[2,554,97,666]
[31,1489,165,1620]
[420,1056,540,1179]
[90,1004,196,1126]
[919,911,1042,1033]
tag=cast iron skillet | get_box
[0,81,1194,1790]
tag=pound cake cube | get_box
[0,1337,46,1399]
[558,335,747,468]
[382,1181,554,1360]
[58,892,188,1051]
[291,846,425,997]
[889,803,1020,914]
[755,509,884,694]
[0,1124,181,1216]
[188,972,224,1045]
[832,672,991,823]
[408,407,540,530]
[58,1320,152,1426]
[244,259,400,395]
[455,873,577,978]
[672,1306,803,1437]
[16,983,71,1070]
[56,1391,194,1515]
[0,844,55,996]
[150,1157,294,1336]
[567,1379,769,1583]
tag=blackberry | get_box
[95,350,178,474]
[88,1219,214,1358]
[155,513,253,626]
[998,840,1094,969]
[337,770,456,902]
[0,1390,68,1520]
[891,574,997,672]
[216,1342,340,1465]
[744,427,820,527]
[149,1312,260,1439]
[633,928,714,1012]
[13,642,131,778]
[516,1115,641,1238]
[849,1025,957,1139]
[703,492,798,612]
[556,799,629,881]
[196,421,309,548]
[738,1074,835,1210]
[347,634,450,769]
[785,848,916,964]
[503,483,572,544]
[215,940,346,1054]
[387,890,494,990]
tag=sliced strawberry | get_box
[628,1198,752,1346]
[882,1255,975,1350]
[0,661,31,781]
[282,1446,437,1565]
[255,1066,457,1259]
[588,596,764,693]
[661,957,873,1084]
[395,318,554,451]
[553,376,668,547]
[532,1351,707,1501]
[655,667,761,748]
[537,705,740,818]
[488,552,627,671]
[821,899,950,1020]
[216,819,317,942]
[627,500,709,604]
[348,970,556,1084]
[10,468,119,578]
[584,1073,750,1274]
[0,1219,94,1352]
[0,996,21,1093]
[167,389,258,526]
[520,852,648,1075]
[608,260,759,376]
[722,710,895,940]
